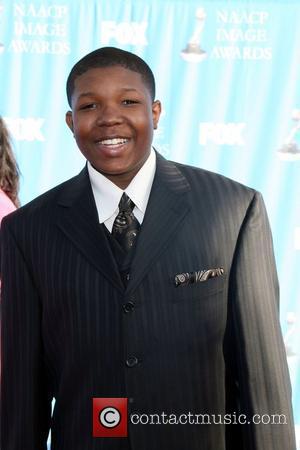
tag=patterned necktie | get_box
[112,193,140,252]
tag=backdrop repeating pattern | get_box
[0,0,299,446]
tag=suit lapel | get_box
[126,153,191,294]
[56,167,124,293]
[55,155,191,295]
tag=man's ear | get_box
[152,100,162,130]
[65,111,74,132]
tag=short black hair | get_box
[66,47,156,107]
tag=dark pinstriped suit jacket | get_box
[0,153,296,450]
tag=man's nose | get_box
[96,104,123,126]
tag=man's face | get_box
[66,66,161,188]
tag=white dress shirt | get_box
[87,148,156,232]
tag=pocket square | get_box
[174,268,224,287]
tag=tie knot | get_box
[118,192,135,213]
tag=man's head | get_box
[65,47,161,189]
[66,47,156,108]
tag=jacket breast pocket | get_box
[170,274,226,303]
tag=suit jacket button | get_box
[126,356,139,368]
[123,301,135,313]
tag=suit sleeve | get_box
[0,217,52,450]
[226,191,296,449]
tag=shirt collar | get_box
[87,148,156,224]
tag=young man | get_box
[0,47,296,450]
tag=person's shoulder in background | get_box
[0,188,17,224]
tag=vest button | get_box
[126,356,139,368]
[123,301,135,313]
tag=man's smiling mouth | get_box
[96,137,129,146]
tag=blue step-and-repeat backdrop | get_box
[0,0,299,446]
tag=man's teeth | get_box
[98,138,128,145]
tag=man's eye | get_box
[80,103,96,110]
[122,99,138,105]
